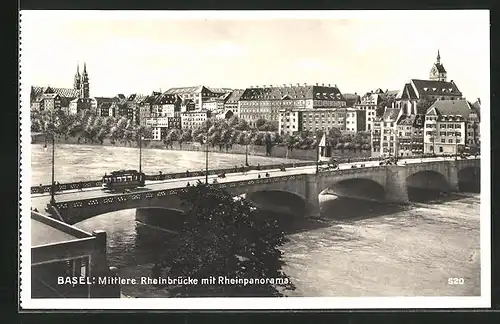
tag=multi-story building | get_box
[241,83,347,128]
[371,50,467,158]
[30,86,80,112]
[145,93,181,140]
[181,110,212,130]
[278,107,350,136]
[396,114,425,157]
[345,108,366,133]
[355,90,384,131]
[125,94,147,125]
[68,97,95,115]
[424,99,480,155]
[342,92,361,108]
[202,93,229,111]
[94,97,118,117]
[164,86,231,110]
[137,92,162,126]
[278,109,301,136]
[32,93,62,112]
[223,89,245,117]
[180,98,196,112]
[371,117,382,157]
[379,108,403,157]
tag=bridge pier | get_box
[384,167,409,204]
[305,174,321,217]
[447,161,460,192]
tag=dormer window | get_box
[432,88,437,91]
[423,87,428,91]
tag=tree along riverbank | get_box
[31,134,371,161]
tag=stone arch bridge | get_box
[50,158,480,225]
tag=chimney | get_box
[296,83,300,86]
[304,83,307,86]
[328,83,331,87]
[316,83,319,86]
[322,83,325,86]
[283,84,286,87]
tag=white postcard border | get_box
[19,10,491,309]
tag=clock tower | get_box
[429,50,447,81]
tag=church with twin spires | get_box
[73,62,90,99]
[30,62,92,113]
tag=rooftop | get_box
[31,212,92,247]
[427,99,474,119]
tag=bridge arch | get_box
[245,189,308,217]
[406,170,449,201]
[322,178,386,201]
[55,193,191,225]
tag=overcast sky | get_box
[20,11,489,100]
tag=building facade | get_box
[345,108,366,133]
[278,107,351,136]
[241,83,347,128]
[164,86,231,110]
[424,99,479,155]
[181,110,212,130]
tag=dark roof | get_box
[382,108,401,121]
[397,83,418,100]
[94,97,118,104]
[427,99,473,119]
[411,79,462,98]
[433,63,447,73]
[385,90,400,97]
[154,94,179,105]
[165,86,202,95]
[240,85,344,101]
[226,89,245,103]
[31,86,80,100]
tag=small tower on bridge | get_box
[318,133,331,162]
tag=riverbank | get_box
[31,133,372,161]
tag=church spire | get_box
[74,62,81,91]
[437,49,441,64]
[81,61,90,98]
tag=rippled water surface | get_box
[31,144,481,297]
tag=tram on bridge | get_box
[101,170,145,192]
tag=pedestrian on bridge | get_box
[186,182,191,187]
[258,174,261,179]
[265,172,270,178]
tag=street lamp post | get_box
[315,132,322,174]
[50,131,56,206]
[205,133,209,184]
[245,131,249,166]
[139,135,143,173]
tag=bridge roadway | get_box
[29,156,465,215]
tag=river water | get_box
[30,144,481,297]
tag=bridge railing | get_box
[54,174,308,211]
[31,161,316,194]
[32,155,479,194]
